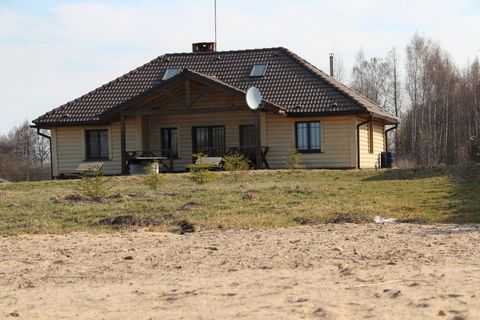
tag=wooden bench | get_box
[186,157,223,171]
[59,162,104,178]
[75,162,104,174]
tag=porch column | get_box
[254,109,262,169]
[120,114,127,175]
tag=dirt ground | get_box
[1,223,479,319]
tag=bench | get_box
[59,162,104,178]
[186,157,223,171]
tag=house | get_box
[32,43,399,177]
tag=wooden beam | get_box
[123,105,247,116]
[189,89,210,108]
[254,109,262,169]
[185,79,191,109]
[163,88,186,108]
[120,114,127,175]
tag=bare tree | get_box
[397,33,476,166]
[350,49,391,107]
[333,51,346,82]
[0,120,51,181]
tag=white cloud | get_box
[1,0,480,133]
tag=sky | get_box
[1,0,480,134]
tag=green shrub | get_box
[189,153,215,184]
[285,149,304,170]
[223,152,251,182]
[77,169,112,200]
[143,173,164,190]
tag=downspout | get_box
[384,124,398,152]
[356,114,373,169]
[36,128,54,180]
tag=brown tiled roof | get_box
[33,47,399,127]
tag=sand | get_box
[1,223,480,319]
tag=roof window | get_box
[162,68,180,80]
[249,63,268,78]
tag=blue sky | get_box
[1,0,480,134]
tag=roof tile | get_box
[33,47,398,126]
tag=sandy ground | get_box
[1,224,480,320]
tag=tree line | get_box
[349,33,480,167]
[0,121,51,181]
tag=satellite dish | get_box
[246,87,262,110]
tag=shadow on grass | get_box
[364,166,480,224]
[362,167,451,181]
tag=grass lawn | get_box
[0,167,479,235]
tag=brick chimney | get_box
[192,42,217,53]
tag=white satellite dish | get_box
[246,87,262,110]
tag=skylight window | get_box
[162,68,180,80]
[249,64,268,77]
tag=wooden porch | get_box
[125,146,270,173]
[112,69,284,174]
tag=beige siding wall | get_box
[53,117,136,176]
[51,128,59,177]
[357,118,385,169]
[53,113,363,174]
[148,110,256,171]
[266,114,357,169]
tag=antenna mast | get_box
[214,0,217,48]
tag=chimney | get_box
[329,53,334,77]
[192,42,217,53]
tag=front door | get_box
[192,126,226,156]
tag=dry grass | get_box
[0,167,479,235]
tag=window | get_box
[239,124,257,162]
[249,63,268,77]
[161,128,178,158]
[239,125,256,148]
[85,129,109,160]
[162,68,180,80]
[295,121,321,152]
[192,126,226,156]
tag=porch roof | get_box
[100,68,286,121]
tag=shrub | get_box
[77,168,112,200]
[223,152,251,182]
[189,153,215,184]
[143,173,164,190]
[285,149,304,170]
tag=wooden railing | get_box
[125,146,269,172]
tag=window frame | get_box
[239,124,256,148]
[85,129,110,161]
[295,121,322,153]
[191,125,226,156]
[249,63,268,78]
[160,127,179,158]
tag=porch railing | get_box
[125,146,269,172]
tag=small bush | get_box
[223,152,251,182]
[143,173,164,190]
[285,149,304,170]
[77,169,112,200]
[189,153,215,184]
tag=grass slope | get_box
[0,167,479,235]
